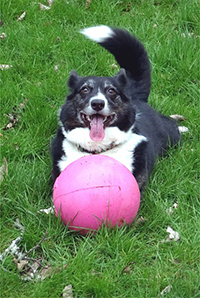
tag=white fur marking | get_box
[90,91,107,102]
[86,90,110,115]
[80,25,113,43]
[178,126,188,133]
[58,125,147,173]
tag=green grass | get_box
[0,0,200,297]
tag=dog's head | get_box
[60,69,136,143]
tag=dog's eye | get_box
[107,88,116,96]
[80,86,90,94]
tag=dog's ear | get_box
[115,68,127,86]
[68,70,81,90]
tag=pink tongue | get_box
[90,114,105,141]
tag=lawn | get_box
[0,0,199,297]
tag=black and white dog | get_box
[51,25,180,191]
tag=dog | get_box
[51,25,181,191]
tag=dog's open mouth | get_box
[81,113,115,141]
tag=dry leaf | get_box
[20,272,35,281]
[63,284,73,298]
[31,261,41,273]
[17,11,26,21]
[160,285,172,295]
[40,265,52,280]
[173,258,179,264]
[3,115,19,130]
[85,0,92,9]
[14,259,28,272]
[0,157,8,183]
[54,64,60,72]
[170,114,186,122]
[135,216,147,225]
[0,32,7,39]
[166,226,180,242]
[3,99,28,130]
[39,206,55,214]
[6,113,19,123]
[166,207,173,215]
[18,259,52,281]
[39,3,51,10]
[47,0,54,6]
[14,143,19,150]
[173,201,178,209]
[63,264,68,270]
[14,219,25,233]
[3,123,13,130]
[166,201,178,214]
[169,258,179,264]
[110,63,118,69]
[120,262,135,276]
[122,265,131,274]
[0,64,13,70]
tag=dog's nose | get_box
[91,99,105,111]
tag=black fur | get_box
[100,28,151,102]
[51,27,181,191]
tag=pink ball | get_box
[53,155,140,234]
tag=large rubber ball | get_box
[53,155,140,233]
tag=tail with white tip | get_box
[80,25,151,102]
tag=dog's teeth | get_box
[103,117,107,123]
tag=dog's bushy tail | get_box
[81,25,151,102]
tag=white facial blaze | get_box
[83,90,109,115]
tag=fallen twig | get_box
[21,230,48,260]
[0,221,51,281]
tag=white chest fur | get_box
[58,126,147,173]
